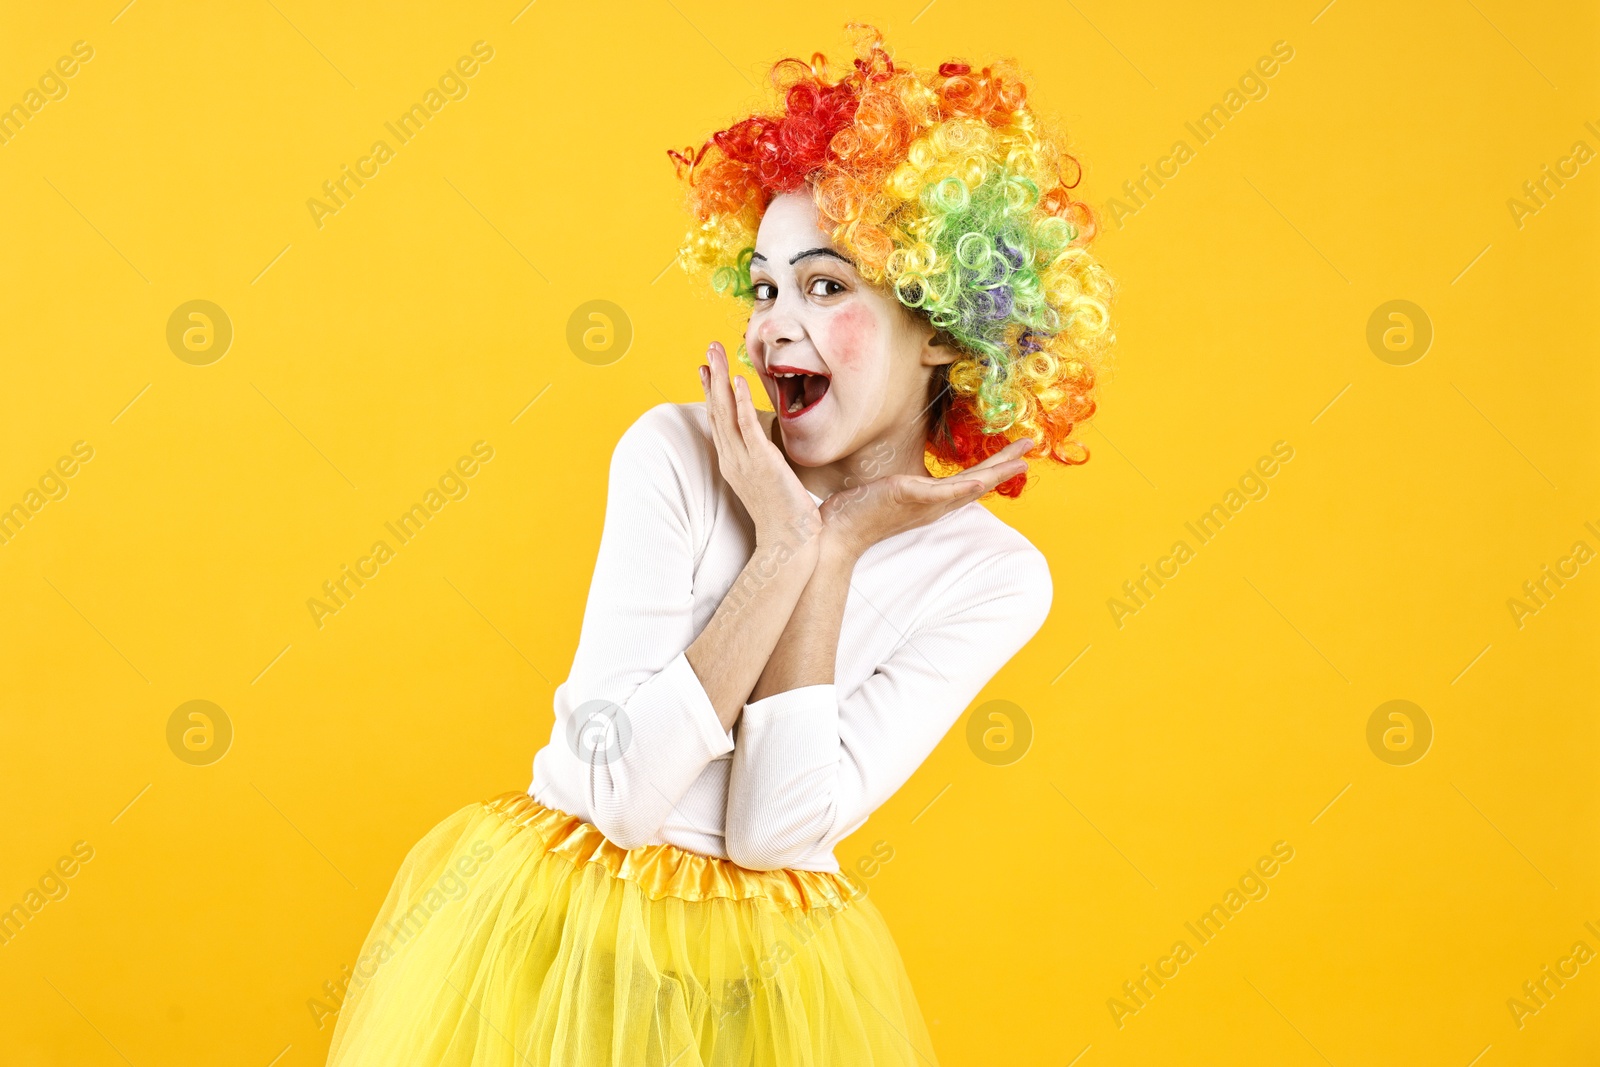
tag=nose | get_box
[755,301,803,355]
[757,318,799,353]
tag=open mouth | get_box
[769,366,831,418]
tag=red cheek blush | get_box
[824,305,878,370]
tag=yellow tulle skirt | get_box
[324,791,939,1066]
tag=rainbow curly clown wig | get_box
[670,26,1114,495]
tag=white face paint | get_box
[744,192,952,469]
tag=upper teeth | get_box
[775,372,807,377]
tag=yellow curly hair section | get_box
[670,24,1116,493]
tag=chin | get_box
[776,396,890,469]
[766,387,842,463]
[775,425,840,467]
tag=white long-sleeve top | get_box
[527,401,1053,872]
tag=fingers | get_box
[893,475,983,506]
[912,452,1026,509]
[731,375,764,446]
[704,342,732,421]
[936,437,1032,504]
[699,352,726,458]
[704,341,768,452]
[702,341,738,455]
[967,461,1026,496]
[896,447,1025,501]
[963,436,1035,476]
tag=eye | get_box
[752,280,777,301]
[808,277,845,298]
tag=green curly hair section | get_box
[671,26,1114,480]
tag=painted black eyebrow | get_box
[747,249,854,267]
[789,247,853,267]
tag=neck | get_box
[766,407,932,500]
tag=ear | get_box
[920,325,962,368]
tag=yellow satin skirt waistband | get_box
[483,791,857,913]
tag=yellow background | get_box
[1,1,1595,1063]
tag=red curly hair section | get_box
[672,26,1116,498]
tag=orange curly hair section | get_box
[670,25,1115,497]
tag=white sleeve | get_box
[546,403,734,849]
[722,547,1053,870]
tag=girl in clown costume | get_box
[326,25,1112,1066]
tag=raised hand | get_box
[699,340,822,549]
[817,438,1033,561]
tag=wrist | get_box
[756,512,823,554]
[819,527,865,569]
[754,525,822,570]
